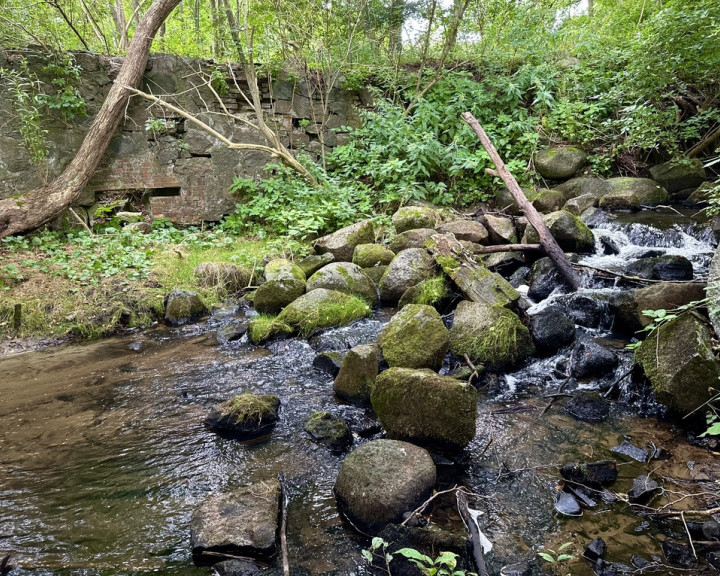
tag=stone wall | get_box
[0,50,371,223]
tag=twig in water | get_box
[463,353,480,386]
[278,473,290,576]
[401,485,463,526]
[602,367,634,398]
[542,348,576,415]
[681,511,698,559]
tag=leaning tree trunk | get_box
[0,0,182,239]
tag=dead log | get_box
[474,243,541,254]
[462,112,581,290]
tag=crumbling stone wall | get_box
[0,50,371,223]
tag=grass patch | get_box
[247,314,293,344]
[226,393,280,424]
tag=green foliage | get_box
[34,53,86,121]
[538,541,574,564]
[626,301,705,350]
[362,538,476,576]
[0,66,48,165]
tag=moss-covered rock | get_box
[563,192,598,216]
[687,182,716,205]
[437,220,489,244]
[635,312,719,415]
[649,158,706,194]
[599,178,670,209]
[398,276,449,309]
[204,393,281,437]
[555,176,611,200]
[378,304,450,371]
[334,344,379,405]
[371,368,478,451]
[450,301,534,371]
[352,244,395,268]
[253,278,306,314]
[314,220,375,262]
[164,289,207,326]
[194,262,249,292]
[487,187,538,215]
[297,253,334,278]
[521,210,595,253]
[306,262,377,305]
[247,314,293,344]
[389,228,437,253]
[276,288,371,335]
[263,258,305,282]
[484,214,518,244]
[534,146,587,180]
[304,411,353,452]
[364,265,388,286]
[379,248,437,305]
[392,206,440,233]
[531,188,566,213]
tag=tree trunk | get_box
[110,0,130,51]
[0,0,182,239]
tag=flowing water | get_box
[2,209,720,576]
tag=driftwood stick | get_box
[462,112,581,290]
[279,473,290,576]
[456,489,489,576]
[474,243,542,254]
[401,485,462,526]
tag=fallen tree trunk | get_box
[461,112,582,290]
[474,243,542,254]
[0,0,182,238]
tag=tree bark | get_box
[461,111,582,290]
[0,0,182,239]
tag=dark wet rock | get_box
[611,440,648,462]
[306,262,377,305]
[599,178,670,209]
[555,491,582,516]
[389,228,437,252]
[630,556,652,570]
[190,480,280,564]
[532,188,567,213]
[194,262,249,292]
[600,236,621,255]
[263,258,305,282]
[216,319,250,344]
[204,394,280,438]
[253,278,306,315]
[277,288,371,334]
[499,561,532,576]
[314,219,375,262]
[450,301,534,371]
[627,475,660,504]
[635,312,719,414]
[568,484,598,508]
[484,214,518,244]
[334,344,379,405]
[625,255,693,281]
[304,411,353,452]
[528,257,573,301]
[312,350,346,377]
[487,187,537,215]
[703,520,720,540]
[522,210,595,253]
[509,266,530,288]
[379,248,437,305]
[560,293,608,329]
[392,206,440,233]
[561,461,618,487]
[583,537,607,563]
[706,552,720,571]
[352,244,395,268]
[371,368,478,451]
[649,158,706,194]
[564,193,598,216]
[164,289,207,326]
[566,393,610,423]
[297,253,334,278]
[437,219,489,244]
[687,182,715,205]
[378,304,449,371]
[571,341,618,379]
[662,540,697,568]
[334,439,436,531]
[529,306,575,354]
[534,146,587,180]
[212,559,262,576]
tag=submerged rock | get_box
[534,146,587,180]
[627,475,660,503]
[392,206,440,233]
[610,440,648,463]
[204,393,280,438]
[379,248,437,304]
[190,481,279,564]
[164,290,207,326]
[333,344,379,405]
[565,393,610,423]
[304,411,353,452]
[312,350,346,377]
[334,439,436,531]
[216,319,250,344]
[583,538,607,563]
[662,540,697,568]
[377,304,450,371]
[306,262,377,304]
[555,491,582,517]
[371,368,478,451]
[529,305,575,354]
[560,461,618,487]
[625,255,693,281]
[314,220,375,262]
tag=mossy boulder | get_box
[392,206,440,233]
[484,214,518,244]
[450,301,534,371]
[334,439,436,531]
[194,262,249,292]
[276,288,371,335]
[204,393,281,438]
[649,158,706,194]
[687,182,716,205]
[353,244,395,268]
[253,278,306,315]
[599,178,670,209]
[314,219,375,262]
[563,193,598,216]
[247,315,293,344]
[365,265,388,286]
[371,368,478,451]
[334,344,379,405]
[635,312,719,415]
[398,276,449,309]
[297,253,334,278]
[164,289,207,326]
[522,210,595,253]
[555,177,611,200]
[437,220,489,244]
[534,146,587,180]
[379,248,437,305]
[378,304,450,371]
[389,228,437,252]
[531,189,567,213]
[304,411,353,452]
[306,262,377,304]
[263,258,305,282]
[487,187,538,215]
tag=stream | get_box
[2,208,720,576]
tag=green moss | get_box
[353,244,394,268]
[398,275,448,308]
[277,289,371,336]
[264,258,306,282]
[434,255,459,273]
[225,393,280,424]
[248,314,292,343]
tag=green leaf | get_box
[538,553,556,563]
[556,554,574,562]
[371,537,385,550]
[361,550,373,562]
[700,422,720,437]
[558,542,573,551]
[396,548,433,565]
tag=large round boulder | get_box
[534,146,587,180]
[531,189,566,213]
[392,206,440,233]
[352,244,395,268]
[379,248,437,304]
[371,368,478,451]
[377,304,450,371]
[437,220,489,244]
[521,210,595,253]
[649,159,706,194]
[555,177,611,200]
[306,262,377,304]
[297,253,334,278]
[334,439,436,531]
[263,258,305,283]
[276,288,371,335]
[599,178,670,209]
[253,278,306,315]
[314,220,375,262]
